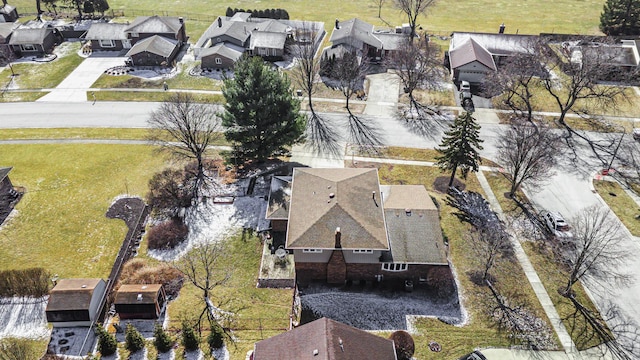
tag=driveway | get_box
[364,71,400,117]
[37,56,127,103]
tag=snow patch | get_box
[110,194,142,207]
[0,296,50,339]
[211,345,229,360]
[0,209,18,231]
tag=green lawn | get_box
[94,90,224,103]
[0,144,166,278]
[0,128,150,140]
[0,42,83,90]
[593,180,640,237]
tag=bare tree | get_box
[372,0,385,18]
[497,122,561,198]
[332,51,383,148]
[483,49,547,123]
[148,93,222,198]
[387,36,444,122]
[173,241,233,331]
[290,23,341,156]
[556,205,632,297]
[394,0,436,40]
[468,228,513,285]
[0,45,16,78]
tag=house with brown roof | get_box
[45,278,107,327]
[114,284,166,319]
[448,32,537,84]
[252,317,397,360]
[272,168,450,286]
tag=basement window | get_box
[353,249,373,254]
[382,263,408,272]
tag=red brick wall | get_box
[295,262,326,284]
[270,220,287,232]
[327,250,346,284]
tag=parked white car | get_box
[540,210,573,238]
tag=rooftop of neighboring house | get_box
[266,175,292,221]
[46,278,105,311]
[450,32,537,56]
[0,3,15,14]
[125,15,183,35]
[126,34,178,57]
[249,31,287,50]
[84,22,128,40]
[253,317,397,360]
[286,168,389,250]
[8,27,52,45]
[0,167,12,181]
[449,36,497,70]
[200,42,245,60]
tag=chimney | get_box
[334,227,342,249]
[218,17,222,28]
[179,17,184,24]
[335,19,340,29]
[499,23,505,34]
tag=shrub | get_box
[207,323,224,350]
[153,323,174,353]
[96,325,117,356]
[389,330,415,360]
[147,217,189,250]
[125,323,145,353]
[0,337,45,359]
[181,321,200,352]
[0,268,50,297]
[118,260,184,299]
[146,168,193,217]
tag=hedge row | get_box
[0,268,50,297]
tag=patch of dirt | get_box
[433,176,466,194]
[106,197,146,230]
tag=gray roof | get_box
[330,18,382,49]
[126,35,178,57]
[381,185,448,265]
[125,15,182,35]
[375,32,407,51]
[200,42,245,61]
[0,4,15,15]
[286,168,389,250]
[0,167,11,182]
[249,31,287,50]
[85,22,128,40]
[254,19,289,33]
[266,176,292,220]
[449,37,496,70]
[0,22,17,39]
[229,12,252,22]
[196,19,252,48]
[9,27,52,45]
[450,32,536,56]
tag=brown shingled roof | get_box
[46,278,104,311]
[253,317,397,360]
[449,37,496,71]
[114,284,163,305]
[286,168,388,250]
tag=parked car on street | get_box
[540,210,573,238]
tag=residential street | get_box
[1,93,639,359]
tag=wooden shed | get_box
[114,284,166,319]
[46,278,107,327]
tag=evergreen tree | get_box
[125,323,145,353]
[181,321,200,352]
[435,112,484,188]
[82,0,94,14]
[92,0,109,16]
[600,0,640,35]
[153,323,174,353]
[96,325,117,356]
[225,7,233,17]
[207,323,224,349]
[222,56,305,164]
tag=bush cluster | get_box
[118,259,184,299]
[389,330,415,360]
[0,268,50,297]
[147,217,189,250]
[225,7,289,19]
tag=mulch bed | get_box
[106,197,146,230]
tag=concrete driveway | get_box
[364,71,400,117]
[37,56,127,103]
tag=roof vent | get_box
[81,284,87,288]
[137,294,143,301]
[313,349,319,356]
[329,193,335,199]
[405,208,412,216]
[141,285,148,290]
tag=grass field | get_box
[593,180,640,237]
[0,144,166,278]
[10,0,606,40]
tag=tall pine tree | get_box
[222,56,305,163]
[600,0,640,35]
[435,112,484,188]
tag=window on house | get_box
[302,249,323,253]
[272,48,278,56]
[382,263,408,272]
[353,249,373,254]
[20,44,36,51]
[259,48,267,55]
[99,39,115,48]
[130,32,139,37]
[215,57,222,64]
